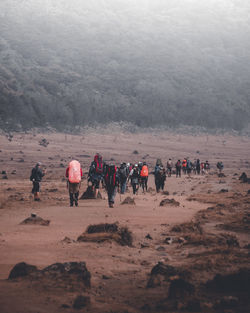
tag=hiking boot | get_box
[109,203,114,208]
[70,203,74,207]
[75,201,78,207]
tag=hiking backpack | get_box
[94,154,103,174]
[140,165,149,177]
[68,160,81,183]
[105,164,117,186]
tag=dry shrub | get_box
[78,223,133,246]
[171,221,203,234]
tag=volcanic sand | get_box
[0,130,249,312]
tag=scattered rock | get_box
[8,262,38,279]
[147,262,179,288]
[39,138,49,147]
[214,296,239,309]
[102,275,111,280]
[86,223,118,234]
[11,170,16,175]
[160,198,180,207]
[59,163,65,168]
[18,158,24,163]
[162,191,170,196]
[61,237,75,244]
[218,173,226,177]
[121,197,135,205]
[73,295,90,309]
[239,172,250,183]
[184,299,201,312]
[145,233,153,240]
[206,268,250,292]
[171,221,203,235]
[164,237,173,244]
[42,262,91,288]
[141,242,150,248]
[2,174,8,179]
[20,214,50,226]
[168,278,195,299]
[156,246,166,251]
[219,188,228,193]
[48,188,58,192]
[133,150,139,154]
[77,223,133,246]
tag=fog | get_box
[0,0,250,131]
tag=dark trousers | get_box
[176,168,181,177]
[70,192,79,206]
[107,186,117,205]
[141,177,148,192]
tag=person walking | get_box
[88,153,104,198]
[140,162,149,192]
[30,162,46,201]
[175,160,182,178]
[129,164,140,195]
[104,164,119,208]
[118,162,129,194]
[66,160,83,207]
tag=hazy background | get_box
[0,0,250,132]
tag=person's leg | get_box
[95,179,100,198]
[69,193,74,206]
[109,187,116,207]
[75,192,79,206]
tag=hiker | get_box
[154,162,166,192]
[175,160,182,178]
[30,162,46,201]
[129,164,140,195]
[205,160,210,174]
[182,159,187,174]
[104,164,119,208]
[186,159,192,177]
[166,158,173,177]
[140,161,149,192]
[201,162,205,175]
[118,162,129,194]
[217,161,224,173]
[66,160,82,207]
[196,159,201,175]
[88,153,104,198]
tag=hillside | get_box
[0,0,250,131]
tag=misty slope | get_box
[0,0,250,131]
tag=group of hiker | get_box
[30,153,223,208]
[88,155,149,207]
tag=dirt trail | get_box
[0,131,249,313]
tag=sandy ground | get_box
[0,130,249,313]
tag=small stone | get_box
[73,295,90,309]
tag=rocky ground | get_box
[0,130,249,313]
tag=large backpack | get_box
[68,160,81,183]
[94,154,103,174]
[119,166,127,180]
[105,164,117,187]
[140,165,149,177]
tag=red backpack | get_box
[68,160,81,183]
[94,154,103,174]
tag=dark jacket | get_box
[30,166,44,182]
